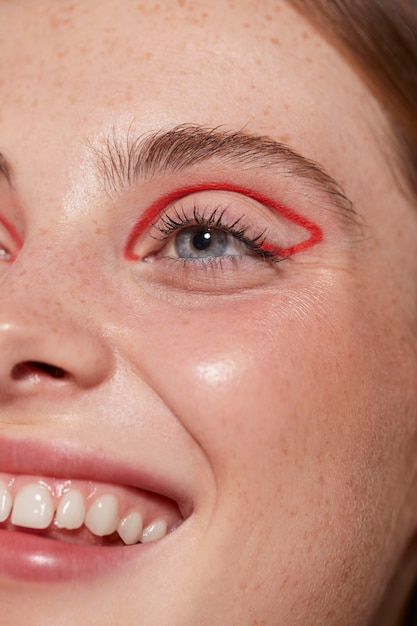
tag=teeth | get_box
[0,478,172,545]
[118,511,143,545]
[84,494,120,537]
[11,483,54,530]
[141,519,167,543]
[0,481,12,522]
[56,489,86,530]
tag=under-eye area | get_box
[0,474,184,547]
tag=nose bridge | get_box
[0,241,114,394]
[1,237,85,332]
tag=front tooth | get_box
[11,483,54,529]
[85,494,119,537]
[118,511,143,545]
[56,489,86,530]
[141,519,167,543]
[0,480,12,522]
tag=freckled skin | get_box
[0,1,417,625]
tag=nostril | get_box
[11,361,68,381]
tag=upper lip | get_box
[0,435,194,520]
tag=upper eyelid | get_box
[123,183,323,261]
[90,124,358,230]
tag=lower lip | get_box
[0,529,145,582]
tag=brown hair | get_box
[290,0,417,199]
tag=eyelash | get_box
[149,203,284,262]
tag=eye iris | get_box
[175,226,228,258]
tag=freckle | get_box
[240,582,247,591]
[177,0,185,6]
[270,37,279,46]
[302,30,310,39]
[265,14,272,21]
[243,22,251,28]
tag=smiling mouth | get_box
[0,473,183,547]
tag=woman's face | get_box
[1,1,417,624]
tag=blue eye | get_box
[162,225,251,260]
[146,201,281,265]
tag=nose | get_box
[0,258,114,398]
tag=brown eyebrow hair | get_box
[90,124,360,229]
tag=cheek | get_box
[113,279,417,613]
[130,293,358,474]
[137,288,417,533]
[128,285,413,473]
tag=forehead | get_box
[0,0,374,124]
[0,0,389,218]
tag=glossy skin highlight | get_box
[0,1,417,625]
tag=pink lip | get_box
[0,528,150,582]
[0,437,190,583]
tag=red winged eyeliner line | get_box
[124,183,323,260]
[0,215,23,262]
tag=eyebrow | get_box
[91,123,360,228]
[0,125,360,230]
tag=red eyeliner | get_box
[0,215,23,261]
[124,183,323,261]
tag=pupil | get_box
[192,229,212,251]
